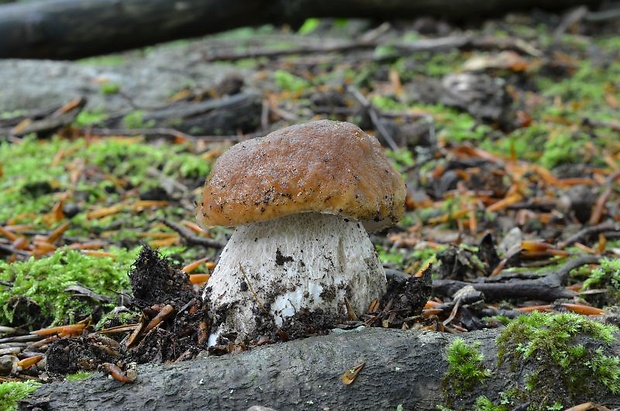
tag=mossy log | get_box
[0,0,603,59]
[21,327,620,410]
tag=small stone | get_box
[0,354,17,375]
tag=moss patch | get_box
[0,248,136,327]
[496,312,620,409]
[0,380,40,411]
[583,257,620,304]
[443,338,491,398]
[0,136,209,244]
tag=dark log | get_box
[433,275,576,301]
[432,255,604,301]
[20,327,620,410]
[0,0,603,60]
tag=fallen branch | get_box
[433,274,575,301]
[0,0,602,59]
[433,255,603,301]
[558,221,620,249]
[22,326,620,410]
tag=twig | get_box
[557,221,620,249]
[200,34,541,63]
[553,6,589,39]
[146,167,190,196]
[436,255,602,301]
[0,243,31,258]
[83,127,248,143]
[491,255,602,283]
[83,126,193,140]
[346,85,399,151]
[162,219,225,249]
[433,274,575,302]
[585,7,620,22]
[589,187,612,225]
[203,39,378,62]
[239,264,268,314]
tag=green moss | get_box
[595,36,620,50]
[99,82,120,95]
[443,339,491,395]
[74,109,108,126]
[122,110,155,128]
[496,312,620,409]
[273,70,308,93]
[385,148,415,172]
[0,136,209,236]
[409,51,465,77]
[583,258,620,294]
[66,371,93,381]
[0,110,28,119]
[0,380,40,411]
[539,132,592,169]
[370,95,408,111]
[474,396,506,411]
[77,55,127,66]
[297,18,320,34]
[0,247,137,327]
[481,123,547,161]
[376,245,408,266]
[374,45,398,60]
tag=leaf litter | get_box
[0,11,618,392]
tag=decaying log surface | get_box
[0,0,603,59]
[20,327,620,410]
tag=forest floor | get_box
[1,9,620,411]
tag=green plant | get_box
[0,380,40,411]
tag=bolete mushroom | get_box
[197,120,406,345]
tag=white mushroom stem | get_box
[204,213,387,345]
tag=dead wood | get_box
[433,274,576,301]
[0,0,603,60]
[102,92,263,136]
[558,221,620,249]
[201,34,541,63]
[20,326,620,410]
[432,255,603,301]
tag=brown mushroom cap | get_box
[197,120,406,231]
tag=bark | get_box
[20,327,620,410]
[0,0,603,60]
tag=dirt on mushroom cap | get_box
[197,120,406,232]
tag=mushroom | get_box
[197,120,406,345]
